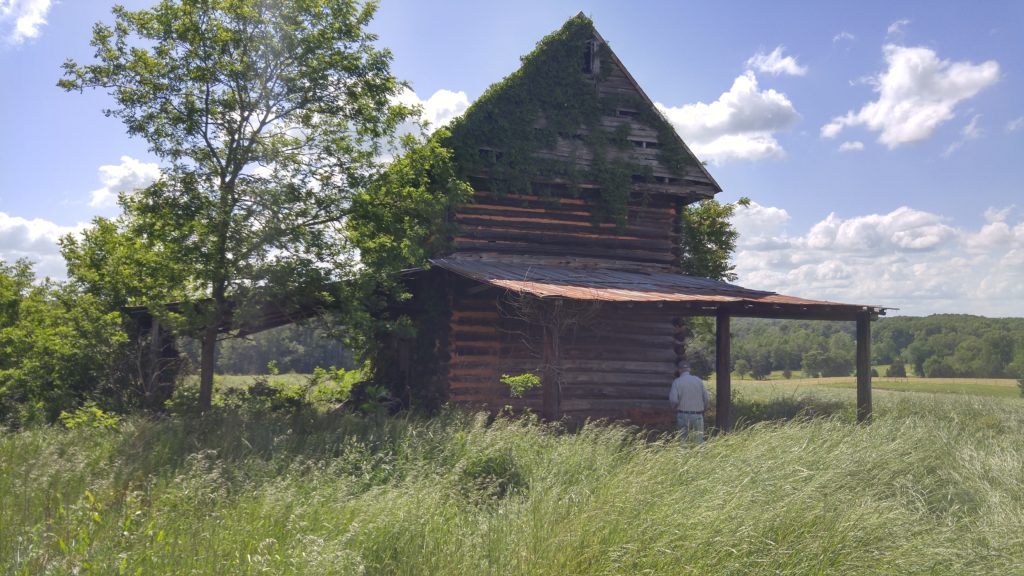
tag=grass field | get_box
[719,374,1021,399]
[2,386,1022,574]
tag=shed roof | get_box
[431,257,887,321]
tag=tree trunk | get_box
[197,321,218,412]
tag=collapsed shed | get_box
[384,14,886,429]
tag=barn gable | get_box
[440,14,720,269]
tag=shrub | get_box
[886,359,907,378]
[58,402,121,430]
[0,261,131,426]
[501,373,541,398]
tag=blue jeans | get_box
[677,412,704,444]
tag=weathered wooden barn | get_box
[390,15,885,429]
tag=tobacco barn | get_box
[385,14,885,429]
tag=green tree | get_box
[679,197,750,281]
[886,358,907,378]
[0,261,129,425]
[61,0,413,411]
[734,358,751,379]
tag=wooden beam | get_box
[715,309,732,432]
[542,323,560,421]
[856,311,872,422]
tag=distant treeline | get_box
[180,324,355,375]
[686,315,1024,379]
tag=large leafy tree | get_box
[60,0,413,410]
[678,197,750,281]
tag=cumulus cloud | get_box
[746,46,807,76]
[0,0,52,44]
[656,71,800,163]
[838,141,864,152]
[731,203,1024,316]
[833,31,855,43]
[821,45,999,148]
[0,212,86,279]
[89,156,161,208]
[395,87,470,132]
[1006,116,1024,133]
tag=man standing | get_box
[669,360,709,444]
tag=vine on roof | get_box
[442,14,698,225]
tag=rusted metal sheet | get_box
[434,257,845,304]
[430,257,887,320]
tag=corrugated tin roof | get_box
[430,257,887,318]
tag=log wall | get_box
[453,189,680,268]
[445,292,679,427]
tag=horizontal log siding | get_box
[446,295,677,427]
[559,305,676,426]
[454,190,678,265]
[446,292,544,412]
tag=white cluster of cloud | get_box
[731,202,1024,316]
[943,114,983,157]
[0,212,85,279]
[394,87,470,132]
[746,46,807,77]
[833,31,855,43]
[1006,117,1024,133]
[0,0,51,45]
[886,19,911,37]
[89,156,161,208]
[657,71,800,163]
[838,140,864,152]
[821,45,1000,148]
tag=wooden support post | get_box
[856,311,872,422]
[715,309,732,432]
[542,323,560,421]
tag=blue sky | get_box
[1,0,1022,316]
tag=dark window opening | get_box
[629,139,661,149]
[582,40,599,74]
[478,148,504,161]
[617,109,639,118]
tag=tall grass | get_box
[2,391,1022,574]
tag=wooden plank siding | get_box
[453,189,680,267]
[446,292,678,427]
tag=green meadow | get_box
[2,385,1022,575]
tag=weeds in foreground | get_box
[1,392,1022,575]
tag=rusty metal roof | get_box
[430,257,887,320]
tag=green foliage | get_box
[0,260,131,426]
[734,358,751,379]
[886,359,908,377]
[501,373,542,398]
[60,0,413,410]
[443,14,698,225]
[348,131,472,282]
[2,393,1023,574]
[699,316,1024,381]
[180,323,354,375]
[60,217,189,311]
[58,403,122,430]
[168,366,362,416]
[679,197,750,280]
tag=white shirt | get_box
[669,371,709,412]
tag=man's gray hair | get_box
[677,359,690,371]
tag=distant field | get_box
[182,373,313,389]
[716,375,1021,399]
[192,373,1021,399]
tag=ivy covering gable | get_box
[442,14,704,224]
